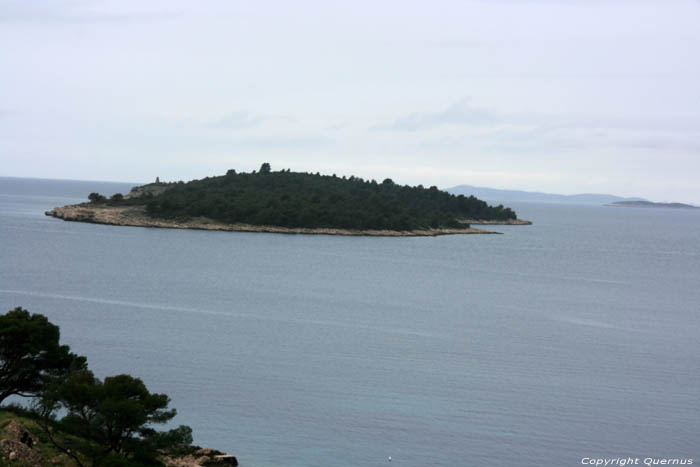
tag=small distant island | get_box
[45,164,531,236]
[607,200,699,209]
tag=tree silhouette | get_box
[0,307,86,405]
[142,166,518,230]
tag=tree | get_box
[88,192,107,203]
[142,165,518,230]
[40,369,190,466]
[0,307,86,405]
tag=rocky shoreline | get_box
[0,418,238,467]
[45,204,508,237]
[459,218,533,225]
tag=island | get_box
[45,164,531,236]
[607,200,699,209]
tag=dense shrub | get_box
[144,164,517,230]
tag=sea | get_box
[1,176,699,467]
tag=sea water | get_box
[1,177,699,467]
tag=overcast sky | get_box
[2,0,699,202]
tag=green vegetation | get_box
[88,193,107,204]
[37,370,191,466]
[1,406,83,466]
[0,307,86,405]
[0,308,193,466]
[94,164,518,230]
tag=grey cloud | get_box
[234,136,327,149]
[426,39,496,49]
[457,71,676,80]
[418,118,700,157]
[376,97,700,136]
[608,135,700,153]
[0,1,181,24]
[324,123,347,131]
[372,98,500,132]
[416,126,590,155]
[206,111,295,130]
[207,112,268,130]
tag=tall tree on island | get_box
[259,162,271,174]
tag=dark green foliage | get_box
[88,193,107,203]
[40,369,186,465]
[104,192,156,208]
[1,401,41,419]
[0,307,87,404]
[96,454,155,467]
[148,425,193,455]
[144,164,517,230]
[1,307,193,466]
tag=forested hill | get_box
[128,164,518,231]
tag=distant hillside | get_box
[608,200,699,209]
[446,185,646,205]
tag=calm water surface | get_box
[1,177,699,467]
